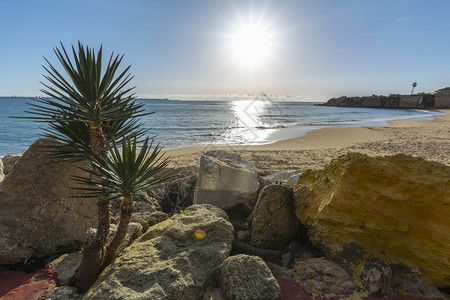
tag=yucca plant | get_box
[72,136,171,270]
[27,41,149,160]
[25,41,156,292]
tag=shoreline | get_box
[164,109,450,174]
[162,108,445,152]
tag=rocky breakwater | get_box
[293,152,450,288]
[84,204,234,299]
[0,138,97,264]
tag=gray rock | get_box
[281,240,317,268]
[112,191,160,216]
[400,279,447,299]
[0,138,97,264]
[129,211,169,232]
[201,287,226,300]
[359,257,392,294]
[0,160,4,182]
[251,184,299,250]
[44,286,82,300]
[286,173,300,188]
[84,204,234,300]
[47,252,83,286]
[220,254,281,300]
[390,264,447,299]
[134,192,161,212]
[1,154,21,175]
[236,230,251,242]
[260,170,298,187]
[265,261,292,281]
[287,257,356,296]
[194,151,260,213]
[282,240,316,268]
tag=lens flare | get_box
[230,21,272,67]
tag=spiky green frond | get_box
[36,116,150,161]
[22,41,153,160]
[72,136,172,201]
[31,41,149,125]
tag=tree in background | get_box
[26,42,170,292]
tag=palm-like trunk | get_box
[100,196,134,271]
[74,125,111,293]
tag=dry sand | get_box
[165,110,450,175]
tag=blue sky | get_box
[1,0,450,100]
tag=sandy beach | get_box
[165,109,450,175]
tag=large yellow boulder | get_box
[294,153,450,287]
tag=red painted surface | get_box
[279,280,434,300]
[279,280,314,300]
[0,268,56,300]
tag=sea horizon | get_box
[0,93,322,102]
[0,96,445,158]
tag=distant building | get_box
[434,87,450,94]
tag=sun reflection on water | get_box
[223,99,277,144]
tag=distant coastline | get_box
[321,93,450,109]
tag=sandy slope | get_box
[165,110,450,175]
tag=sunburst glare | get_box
[230,21,273,68]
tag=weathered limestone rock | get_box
[111,191,160,216]
[260,170,298,187]
[359,257,392,294]
[0,159,4,182]
[84,204,234,300]
[1,154,21,175]
[0,138,97,264]
[134,192,161,212]
[44,286,82,300]
[194,150,260,212]
[47,252,83,286]
[294,152,450,287]
[251,184,299,250]
[129,211,169,232]
[220,254,281,300]
[389,264,447,299]
[287,257,356,296]
[358,258,446,298]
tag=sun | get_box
[230,21,272,67]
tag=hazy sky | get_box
[1,0,450,100]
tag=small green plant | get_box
[73,136,171,270]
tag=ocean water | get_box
[0,97,444,157]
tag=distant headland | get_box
[321,87,450,109]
